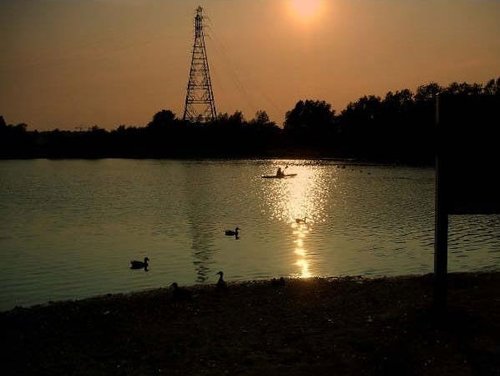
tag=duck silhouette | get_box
[130,257,149,271]
[295,217,308,224]
[271,277,286,286]
[216,271,227,290]
[224,227,239,237]
[170,282,191,302]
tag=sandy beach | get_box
[2,272,500,375]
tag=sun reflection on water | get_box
[262,162,331,278]
[293,222,311,278]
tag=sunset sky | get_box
[1,0,499,130]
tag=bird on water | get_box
[130,257,149,270]
[216,271,227,289]
[295,217,308,224]
[225,227,239,236]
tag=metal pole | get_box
[434,93,448,312]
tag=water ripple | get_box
[0,160,499,310]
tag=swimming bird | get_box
[216,271,227,290]
[130,257,149,270]
[295,217,307,224]
[170,282,191,302]
[225,227,239,236]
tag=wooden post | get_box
[434,94,448,312]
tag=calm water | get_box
[1,159,499,311]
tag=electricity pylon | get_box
[183,6,217,123]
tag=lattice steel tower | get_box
[183,6,217,123]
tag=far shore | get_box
[2,272,500,375]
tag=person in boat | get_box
[276,167,284,177]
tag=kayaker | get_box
[276,167,284,177]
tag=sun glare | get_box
[289,0,324,22]
[263,162,330,279]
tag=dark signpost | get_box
[434,93,500,309]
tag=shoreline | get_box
[0,156,434,167]
[2,272,500,375]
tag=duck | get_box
[216,271,227,290]
[225,227,239,236]
[271,277,286,286]
[170,282,191,302]
[130,257,149,270]
[295,217,308,224]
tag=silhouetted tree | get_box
[147,110,177,130]
[415,82,442,102]
[284,100,337,150]
[0,117,33,158]
[337,95,383,158]
[228,111,244,127]
[384,89,413,111]
[2,77,497,163]
[251,110,271,126]
[284,100,336,132]
[482,78,500,96]
[381,90,415,149]
[444,82,483,96]
[215,112,229,122]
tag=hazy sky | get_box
[1,0,499,130]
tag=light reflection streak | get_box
[262,162,332,278]
[293,222,311,277]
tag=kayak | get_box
[261,174,297,179]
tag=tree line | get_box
[1,78,499,164]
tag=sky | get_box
[0,0,499,130]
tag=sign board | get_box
[439,94,500,214]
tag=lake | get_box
[1,159,499,311]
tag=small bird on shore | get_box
[216,271,227,290]
[170,282,191,302]
[271,277,286,287]
[130,257,149,271]
[225,227,239,237]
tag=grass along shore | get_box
[2,272,500,375]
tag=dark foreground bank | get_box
[2,273,500,376]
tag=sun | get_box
[288,0,324,22]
